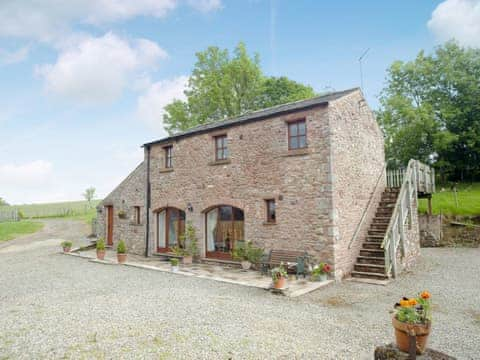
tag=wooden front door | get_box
[106,206,113,246]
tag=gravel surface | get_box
[0,219,478,359]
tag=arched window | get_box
[156,207,185,253]
[206,206,244,259]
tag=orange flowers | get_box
[421,291,431,300]
[399,300,410,307]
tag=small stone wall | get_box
[419,214,480,248]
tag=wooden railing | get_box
[382,160,433,278]
[387,162,435,195]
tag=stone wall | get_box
[419,214,442,247]
[419,214,480,247]
[97,162,146,255]
[329,90,386,279]
[147,105,337,263]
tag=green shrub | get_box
[231,241,263,263]
[61,241,73,248]
[271,263,287,282]
[96,238,105,251]
[170,258,179,266]
[17,210,25,220]
[179,222,199,257]
[117,240,126,254]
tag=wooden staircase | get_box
[351,188,400,281]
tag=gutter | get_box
[144,145,151,257]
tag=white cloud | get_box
[136,76,188,135]
[36,33,167,104]
[0,160,53,189]
[0,0,219,43]
[428,0,480,47]
[0,45,30,65]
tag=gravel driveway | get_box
[0,219,478,359]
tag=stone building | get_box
[96,88,422,280]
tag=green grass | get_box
[418,183,480,216]
[0,221,44,242]
[0,200,99,224]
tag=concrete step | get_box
[367,234,385,241]
[356,255,385,265]
[354,263,386,273]
[368,229,386,236]
[351,270,388,280]
[370,225,388,232]
[360,248,384,257]
[363,241,383,250]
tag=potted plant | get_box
[176,222,198,264]
[96,238,106,260]
[311,262,332,282]
[61,241,72,253]
[116,240,127,264]
[231,241,263,270]
[170,258,180,272]
[392,291,432,354]
[271,263,288,289]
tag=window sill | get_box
[129,223,143,226]
[208,159,231,166]
[159,168,174,173]
[263,221,277,226]
[282,148,310,157]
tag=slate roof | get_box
[143,87,359,147]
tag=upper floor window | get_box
[215,135,228,161]
[164,145,173,168]
[288,119,307,150]
[265,199,276,223]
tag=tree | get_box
[83,187,96,208]
[0,197,9,206]
[377,41,480,181]
[163,42,316,134]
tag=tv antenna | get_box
[358,48,370,90]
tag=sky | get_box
[0,0,479,204]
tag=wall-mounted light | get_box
[187,203,194,212]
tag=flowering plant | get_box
[311,262,332,276]
[271,263,287,282]
[394,291,432,324]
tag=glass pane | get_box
[233,207,244,221]
[217,149,224,160]
[289,123,297,136]
[206,208,218,252]
[224,147,229,158]
[168,209,178,247]
[268,201,276,221]
[179,210,186,220]
[290,136,298,149]
[219,206,232,221]
[157,210,166,248]
[298,121,306,135]
[298,135,306,148]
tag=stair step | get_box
[363,241,383,250]
[351,270,388,280]
[367,234,385,240]
[356,256,385,265]
[360,249,384,257]
[354,263,386,273]
[368,230,386,236]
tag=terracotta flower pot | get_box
[273,276,286,289]
[96,250,105,260]
[241,261,252,270]
[117,253,127,264]
[392,317,431,354]
[182,255,193,265]
[63,247,71,253]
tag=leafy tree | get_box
[0,197,9,206]
[82,187,96,208]
[163,42,316,134]
[377,41,480,181]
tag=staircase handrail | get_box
[381,159,420,278]
[348,166,386,249]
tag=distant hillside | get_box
[0,200,100,221]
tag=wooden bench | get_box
[261,249,309,278]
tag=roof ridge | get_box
[143,87,360,147]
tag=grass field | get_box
[0,221,44,242]
[418,183,480,216]
[0,200,99,224]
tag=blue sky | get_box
[0,0,478,204]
